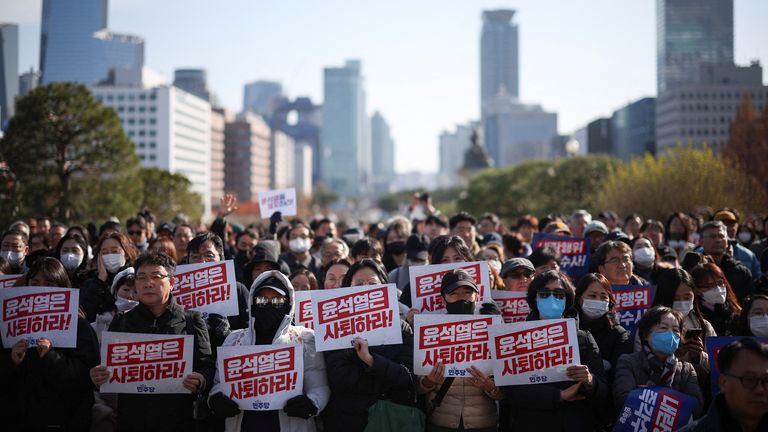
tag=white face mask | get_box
[750,315,768,337]
[488,259,502,274]
[102,253,126,273]
[289,238,310,254]
[60,253,84,270]
[1,250,24,267]
[115,296,139,312]
[673,300,694,316]
[581,299,609,319]
[702,285,727,305]
[633,247,655,267]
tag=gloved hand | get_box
[269,211,283,234]
[479,302,501,316]
[209,392,241,418]
[283,394,318,419]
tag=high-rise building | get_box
[210,108,232,209]
[18,68,40,97]
[91,84,212,216]
[0,23,19,125]
[270,96,322,184]
[370,111,395,178]
[480,9,518,114]
[294,143,313,197]
[438,123,474,189]
[321,60,369,197]
[224,113,271,202]
[40,0,144,85]
[657,0,733,93]
[611,97,656,160]
[243,80,283,116]
[586,118,612,154]
[174,69,212,103]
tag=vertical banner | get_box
[217,344,304,410]
[532,234,591,278]
[311,284,402,352]
[614,387,697,432]
[0,273,19,288]
[258,188,297,219]
[0,286,79,347]
[413,314,501,377]
[409,261,491,313]
[489,318,580,385]
[612,285,656,337]
[172,260,239,318]
[294,290,314,330]
[100,332,194,394]
[491,290,530,323]
[705,336,768,396]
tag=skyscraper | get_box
[657,0,733,92]
[0,23,19,125]
[480,9,518,114]
[174,69,212,102]
[321,60,369,197]
[370,111,395,194]
[40,0,144,85]
[242,80,283,116]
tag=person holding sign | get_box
[500,270,608,431]
[88,251,215,431]
[322,259,416,432]
[613,306,704,418]
[417,269,502,432]
[3,257,100,431]
[208,270,329,432]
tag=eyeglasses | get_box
[253,297,288,307]
[722,373,768,390]
[128,230,144,236]
[506,271,534,280]
[135,273,170,283]
[537,289,566,300]
[605,256,632,265]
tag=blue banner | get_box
[705,336,768,396]
[531,233,591,279]
[612,285,656,338]
[614,386,697,432]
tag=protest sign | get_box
[100,332,194,394]
[413,314,501,377]
[705,336,768,396]
[311,284,402,351]
[258,188,297,219]
[172,260,239,318]
[409,261,491,313]
[532,234,591,278]
[294,290,314,330]
[489,318,580,386]
[0,273,19,288]
[614,387,697,432]
[0,286,79,347]
[491,290,530,323]
[217,344,304,410]
[612,285,656,337]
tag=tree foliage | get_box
[597,145,767,220]
[724,93,768,187]
[138,167,203,223]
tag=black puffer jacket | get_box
[80,264,132,322]
[3,317,100,431]
[322,320,415,432]
[577,309,632,372]
[108,297,215,432]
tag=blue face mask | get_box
[537,296,565,319]
[650,330,680,356]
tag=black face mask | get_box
[387,241,406,256]
[236,250,251,263]
[252,304,289,342]
[445,299,475,315]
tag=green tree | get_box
[0,82,139,224]
[138,167,203,223]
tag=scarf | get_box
[644,345,677,387]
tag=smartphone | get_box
[685,328,702,339]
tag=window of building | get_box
[139,154,146,161]
[149,154,156,161]
[149,142,156,149]
[138,142,146,148]
[149,130,156,137]
[139,130,146,136]
[117,106,125,112]
[117,94,125,101]
[139,94,147,101]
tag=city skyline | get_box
[3,0,767,173]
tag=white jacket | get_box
[210,270,330,432]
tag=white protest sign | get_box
[217,344,304,411]
[0,273,19,288]
[100,332,194,394]
[413,314,501,377]
[311,284,402,352]
[409,261,491,313]
[172,260,239,317]
[491,290,530,323]
[294,290,314,330]
[258,188,297,219]
[0,286,79,347]
[489,318,581,386]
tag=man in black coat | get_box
[699,221,753,302]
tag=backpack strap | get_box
[427,377,455,418]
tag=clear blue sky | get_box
[3,0,767,173]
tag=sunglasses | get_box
[536,289,566,300]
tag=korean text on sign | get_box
[258,188,297,218]
[216,344,304,411]
[100,332,194,394]
[0,273,19,288]
[294,290,314,330]
[311,284,402,352]
[612,285,656,337]
[409,261,490,313]
[414,314,501,377]
[0,286,79,348]
[172,260,239,317]
[490,318,581,386]
[615,387,697,432]
[491,290,530,323]
[532,234,591,278]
